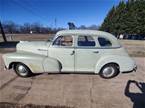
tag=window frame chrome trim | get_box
[51,35,75,48]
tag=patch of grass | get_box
[120,40,145,46]
[129,51,145,57]
[0,48,16,54]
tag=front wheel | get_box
[14,63,32,77]
[99,64,119,79]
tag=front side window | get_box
[98,37,112,47]
[78,36,95,47]
[53,36,73,46]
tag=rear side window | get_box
[78,36,95,47]
[98,37,112,47]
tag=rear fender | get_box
[95,55,135,74]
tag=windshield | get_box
[47,36,54,42]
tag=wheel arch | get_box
[99,62,120,73]
[9,62,21,69]
[9,62,32,72]
[99,62,120,79]
[95,61,120,74]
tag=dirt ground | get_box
[0,34,53,42]
[0,53,145,108]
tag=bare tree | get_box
[3,21,17,33]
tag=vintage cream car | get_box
[2,30,137,79]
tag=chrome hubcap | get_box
[102,67,115,78]
[17,65,28,76]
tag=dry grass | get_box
[0,34,54,42]
[120,40,145,57]
[0,48,16,53]
[120,40,145,46]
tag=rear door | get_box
[75,35,100,72]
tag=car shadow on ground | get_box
[31,72,97,78]
[48,72,96,75]
[124,80,145,108]
[0,102,72,108]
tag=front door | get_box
[49,35,75,72]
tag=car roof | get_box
[56,30,114,37]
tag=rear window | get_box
[78,36,95,47]
[98,37,112,47]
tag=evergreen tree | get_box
[100,0,145,36]
[100,6,116,34]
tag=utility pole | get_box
[0,21,7,42]
[55,18,57,29]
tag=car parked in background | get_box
[2,30,137,79]
[123,34,145,40]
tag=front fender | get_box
[2,52,45,73]
[95,55,135,74]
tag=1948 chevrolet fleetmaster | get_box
[2,30,137,79]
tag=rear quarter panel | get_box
[95,54,135,73]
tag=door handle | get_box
[38,49,48,51]
[70,50,75,55]
[93,51,99,53]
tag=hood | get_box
[17,41,51,56]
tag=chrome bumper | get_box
[4,66,7,70]
[122,65,137,73]
[133,65,137,72]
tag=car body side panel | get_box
[43,57,60,72]
[75,48,100,72]
[95,55,136,74]
[2,52,60,73]
[48,47,75,72]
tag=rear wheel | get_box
[13,63,32,77]
[99,64,119,79]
